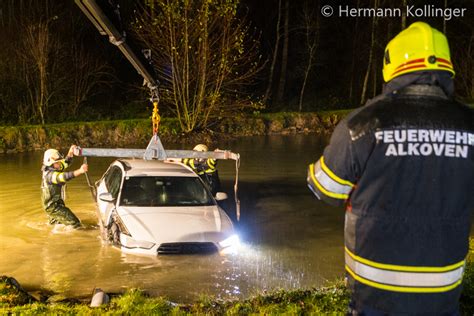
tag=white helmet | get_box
[43,149,63,166]
[193,144,208,152]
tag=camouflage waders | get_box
[43,199,81,227]
[41,160,81,228]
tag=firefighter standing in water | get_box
[41,145,88,228]
[183,144,221,196]
[307,22,473,314]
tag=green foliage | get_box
[0,111,349,153]
[133,0,263,133]
[106,289,176,315]
[0,276,35,307]
[460,239,474,315]
[0,282,350,315]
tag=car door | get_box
[97,165,123,225]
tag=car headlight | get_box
[113,214,131,236]
[120,234,155,249]
[219,234,240,254]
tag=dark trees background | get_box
[245,0,473,110]
[0,0,473,125]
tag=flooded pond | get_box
[0,134,346,302]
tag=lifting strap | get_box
[151,99,161,135]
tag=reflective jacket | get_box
[182,158,217,175]
[182,158,220,195]
[307,85,474,314]
[41,157,75,209]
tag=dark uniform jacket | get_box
[308,84,474,313]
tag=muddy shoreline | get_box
[0,111,349,154]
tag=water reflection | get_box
[0,135,345,302]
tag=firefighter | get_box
[183,144,221,196]
[41,145,88,228]
[307,22,474,314]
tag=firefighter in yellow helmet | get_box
[307,22,473,314]
[41,145,88,228]
[182,144,221,196]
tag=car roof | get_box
[115,159,198,177]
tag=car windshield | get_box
[120,176,215,207]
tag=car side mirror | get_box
[215,192,228,201]
[99,192,115,203]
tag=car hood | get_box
[117,205,233,244]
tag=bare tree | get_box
[69,41,115,115]
[455,32,474,99]
[348,0,361,103]
[360,0,379,105]
[276,0,289,104]
[298,1,320,112]
[134,0,263,132]
[263,0,282,105]
[20,19,58,124]
[0,1,121,124]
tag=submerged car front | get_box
[109,162,238,255]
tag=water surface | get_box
[0,134,346,302]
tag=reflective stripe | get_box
[59,159,68,171]
[394,58,425,71]
[207,159,216,167]
[57,173,65,183]
[309,160,353,200]
[345,247,465,272]
[52,172,67,184]
[52,172,59,184]
[345,266,463,293]
[392,64,427,76]
[320,157,354,187]
[345,247,464,293]
[206,159,216,171]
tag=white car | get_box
[95,159,239,256]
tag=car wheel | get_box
[108,221,121,246]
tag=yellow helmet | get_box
[382,22,455,82]
[193,144,208,152]
[43,149,63,166]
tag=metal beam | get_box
[79,148,239,160]
[78,134,240,161]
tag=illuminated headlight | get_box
[219,234,240,254]
[120,234,155,249]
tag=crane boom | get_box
[75,0,159,97]
[73,1,241,220]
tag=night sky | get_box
[0,0,473,125]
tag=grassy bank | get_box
[0,280,350,315]
[1,268,474,315]
[0,111,350,154]
[1,240,474,315]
